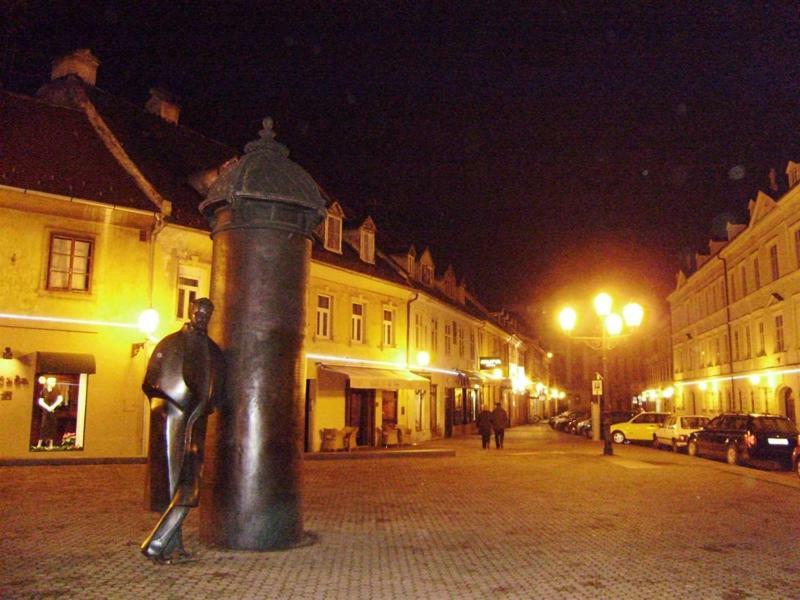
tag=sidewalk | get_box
[2,424,798,599]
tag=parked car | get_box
[549,410,572,429]
[551,410,586,432]
[610,412,669,444]
[564,411,590,434]
[581,411,636,439]
[687,413,798,468]
[653,414,709,451]
[575,417,592,437]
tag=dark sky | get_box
[5,1,800,312]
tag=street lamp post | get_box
[558,293,643,456]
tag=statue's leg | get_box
[140,502,190,562]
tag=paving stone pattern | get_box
[1,425,799,599]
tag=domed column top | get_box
[199,118,326,237]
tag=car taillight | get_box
[744,431,756,448]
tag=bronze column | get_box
[198,118,326,550]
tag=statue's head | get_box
[188,297,214,333]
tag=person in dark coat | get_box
[491,402,509,449]
[475,405,493,449]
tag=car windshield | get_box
[682,417,708,428]
[751,417,798,434]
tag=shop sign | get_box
[479,357,502,369]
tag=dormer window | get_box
[360,229,375,263]
[324,214,342,253]
[407,255,415,277]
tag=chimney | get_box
[145,88,181,125]
[768,167,779,194]
[51,49,100,86]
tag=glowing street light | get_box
[558,292,644,456]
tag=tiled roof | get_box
[312,237,409,287]
[0,91,155,211]
[86,86,236,229]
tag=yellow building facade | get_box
[669,170,800,421]
[0,50,550,461]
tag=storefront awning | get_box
[36,352,96,375]
[459,370,484,386]
[319,365,428,390]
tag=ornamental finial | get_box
[244,117,289,157]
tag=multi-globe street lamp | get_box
[558,292,644,456]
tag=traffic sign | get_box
[592,379,603,396]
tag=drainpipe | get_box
[405,292,420,368]
[147,213,167,308]
[717,255,735,409]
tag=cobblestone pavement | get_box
[2,424,799,599]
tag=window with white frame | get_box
[458,323,464,357]
[382,307,395,346]
[351,302,365,343]
[407,255,415,277]
[316,294,332,339]
[324,214,342,253]
[733,330,739,361]
[469,331,476,361]
[444,322,452,355]
[757,321,765,355]
[431,318,438,352]
[769,244,779,281]
[414,313,423,350]
[47,233,93,292]
[360,229,375,263]
[775,314,785,352]
[176,265,203,320]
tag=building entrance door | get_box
[444,387,455,438]
[783,388,796,423]
[347,389,375,446]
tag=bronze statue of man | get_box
[140,297,224,563]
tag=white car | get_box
[610,412,670,444]
[653,414,709,451]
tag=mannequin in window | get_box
[140,297,225,563]
[36,376,63,449]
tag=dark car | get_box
[687,413,798,468]
[582,411,636,439]
[564,411,590,434]
[551,410,584,431]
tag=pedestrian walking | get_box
[491,402,509,449]
[476,405,493,449]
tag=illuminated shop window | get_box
[29,373,87,452]
[47,234,93,292]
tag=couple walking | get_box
[476,402,509,449]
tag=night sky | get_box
[5,2,800,313]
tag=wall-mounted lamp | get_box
[131,309,160,357]
[2,347,12,360]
